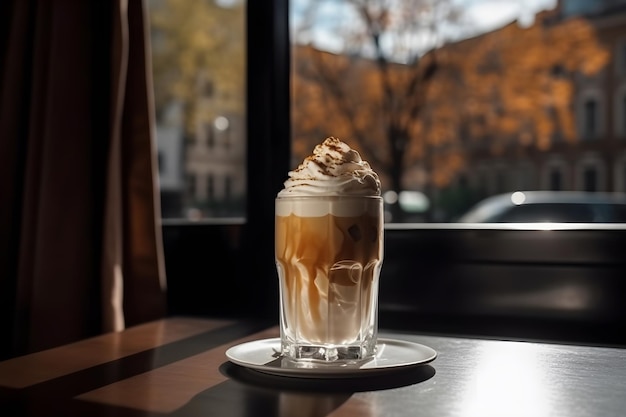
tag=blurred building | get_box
[184,74,246,219]
[150,0,246,220]
[455,0,626,198]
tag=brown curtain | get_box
[0,0,167,360]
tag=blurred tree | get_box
[149,0,244,136]
[292,0,461,221]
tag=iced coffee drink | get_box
[275,137,383,362]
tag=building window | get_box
[583,167,597,192]
[223,128,231,151]
[583,99,597,138]
[225,175,232,200]
[207,174,214,200]
[186,173,196,199]
[614,154,626,192]
[577,89,604,141]
[549,169,562,191]
[615,39,626,77]
[206,124,214,148]
[203,79,214,98]
[543,158,569,191]
[613,85,626,138]
[576,154,606,192]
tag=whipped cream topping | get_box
[277,137,381,197]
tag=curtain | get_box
[0,0,167,360]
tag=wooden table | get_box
[1,316,625,416]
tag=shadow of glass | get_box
[220,361,436,393]
[162,363,435,417]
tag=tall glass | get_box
[275,195,384,363]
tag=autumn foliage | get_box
[292,14,609,194]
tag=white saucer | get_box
[225,338,437,378]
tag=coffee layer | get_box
[275,208,383,345]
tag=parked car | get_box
[457,191,626,223]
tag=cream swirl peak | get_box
[277,137,381,197]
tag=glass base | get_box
[282,342,376,363]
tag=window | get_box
[542,157,569,191]
[185,172,196,201]
[576,153,606,192]
[583,167,598,192]
[149,0,246,220]
[206,123,214,148]
[583,99,598,138]
[615,38,626,77]
[615,153,626,191]
[225,175,232,200]
[577,90,604,141]
[207,174,214,200]
[290,0,621,223]
[550,169,563,191]
[614,86,626,137]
